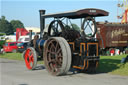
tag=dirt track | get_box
[0,58,128,85]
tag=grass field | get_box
[0,53,128,76]
[97,54,128,76]
[0,53,23,60]
[0,53,43,64]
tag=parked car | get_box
[3,42,21,53]
[17,42,28,53]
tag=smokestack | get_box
[29,30,32,46]
[39,10,46,38]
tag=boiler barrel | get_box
[36,39,45,52]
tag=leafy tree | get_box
[0,40,5,48]
[10,20,24,32]
[64,25,71,30]
[0,32,6,36]
[71,23,80,32]
[64,24,80,32]
[0,16,13,35]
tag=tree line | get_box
[0,16,24,35]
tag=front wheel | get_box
[24,47,38,70]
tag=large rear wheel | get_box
[43,37,72,76]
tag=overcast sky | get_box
[1,0,119,27]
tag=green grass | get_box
[0,53,43,64]
[97,54,128,76]
[0,53,128,76]
[0,53,23,60]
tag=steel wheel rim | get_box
[25,48,34,69]
[45,39,63,75]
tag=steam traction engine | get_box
[24,8,109,76]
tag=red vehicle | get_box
[3,42,21,53]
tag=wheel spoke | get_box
[84,21,90,30]
[28,52,33,62]
[57,52,63,66]
[49,59,56,64]
[31,57,34,62]
[55,42,59,52]
[49,63,57,72]
[47,53,51,62]
[47,50,56,54]
[25,50,30,57]
[52,65,58,72]
[47,53,56,64]
[57,48,61,54]
[29,53,33,58]
[49,59,57,71]
[57,57,62,67]
[88,23,93,32]
[28,59,32,64]
[26,49,30,54]
[50,40,56,48]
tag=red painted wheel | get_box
[24,47,37,70]
[43,37,71,76]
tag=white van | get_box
[18,35,34,42]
